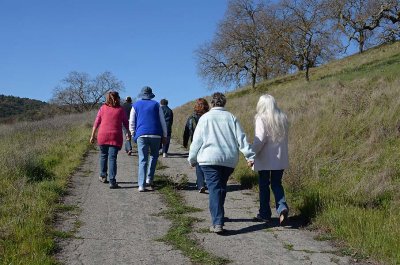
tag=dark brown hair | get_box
[211,92,226,107]
[194,98,210,116]
[160,99,168,106]
[105,91,120,107]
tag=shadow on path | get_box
[165,152,189,158]
[222,215,306,236]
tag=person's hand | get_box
[126,133,131,141]
[190,162,197,168]
[90,136,96,144]
[247,160,254,167]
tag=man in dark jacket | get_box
[122,96,133,155]
[160,99,173,157]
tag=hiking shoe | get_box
[146,184,155,191]
[199,187,206,193]
[279,209,288,226]
[109,183,120,189]
[127,150,133,156]
[99,176,109,183]
[146,180,154,189]
[138,186,145,192]
[210,225,224,234]
[253,214,270,223]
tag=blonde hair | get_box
[255,94,288,142]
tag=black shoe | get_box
[109,183,120,189]
[279,209,288,226]
[253,214,270,223]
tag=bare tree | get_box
[51,71,124,112]
[272,0,338,81]
[196,0,269,89]
[379,1,400,43]
[328,0,400,53]
[381,0,400,23]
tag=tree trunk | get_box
[359,31,365,53]
[251,73,256,88]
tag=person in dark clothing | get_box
[160,99,173,157]
[183,98,210,193]
[122,96,133,155]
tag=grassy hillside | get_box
[0,112,94,264]
[172,41,400,264]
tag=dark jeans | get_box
[201,165,234,226]
[99,145,119,185]
[196,164,206,190]
[161,135,171,154]
[258,170,289,219]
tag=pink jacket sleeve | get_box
[93,107,102,129]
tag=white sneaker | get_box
[210,225,224,234]
[138,186,145,192]
[163,153,167,158]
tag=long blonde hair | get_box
[255,94,288,142]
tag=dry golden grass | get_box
[171,41,400,264]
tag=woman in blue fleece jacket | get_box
[188,92,254,234]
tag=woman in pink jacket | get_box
[252,94,289,225]
[90,91,130,189]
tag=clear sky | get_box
[0,1,228,109]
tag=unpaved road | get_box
[56,140,369,265]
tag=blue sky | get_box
[0,1,228,108]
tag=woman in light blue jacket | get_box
[188,92,254,234]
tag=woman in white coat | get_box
[252,94,289,225]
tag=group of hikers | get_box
[90,86,289,234]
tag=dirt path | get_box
[55,147,190,265]
[56,140,366,265]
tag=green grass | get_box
[156,175,230,265]
[0,112,94,264]
[171,41,400,264]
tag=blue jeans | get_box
[161,135,171,154]
[258,170,289,219]
[196,164,206,190]
[99,145,119,185]
[122,127,132,152]
[201,165,234,226]
[137,137,161,188]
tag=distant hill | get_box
[0,94,49,122]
